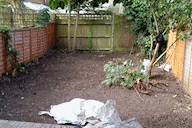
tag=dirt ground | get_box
[0,49,192,128]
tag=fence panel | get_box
[0,7,38,28]
[0,33,6,74]
[167,31,192,96]
[166,30,185,80]
[183,39,192,95]
[56,13,136,51]
[113,15,136,51]
[0,7,12,27]
[57,13,112,50]
[0,23,57,76]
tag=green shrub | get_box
[102,58,149,88]
[36,8,50,26]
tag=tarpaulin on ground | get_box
[39,98,142,128]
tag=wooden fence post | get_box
[33,10,35,26]
[22,30,24,63]
[30,28,32,62]
[68,0,71,52]
[2,33,7,73]
[111,13,114,52]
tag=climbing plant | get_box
[0,27,18,66]
[0,27,27,76]
[36,8,50,26]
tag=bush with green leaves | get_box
[36,8,50,26]
[113,0,192,76]
[135,34,168,57]
[102,59,149,88]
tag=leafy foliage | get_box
[115,0,192,35]
[49,0,109,11]
[36,8,50,26]
[0,0,25,8]
[102,59,149,88]
[0,27,27,76]
[114,0,192,58]
[0,27,18,64]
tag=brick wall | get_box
[0,23,57,75]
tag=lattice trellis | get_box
[13,8,38,28]
[0,6,12,27]
[56,13,112,20]
[0,7,39,28]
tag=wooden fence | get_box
[0,23,57,75]
[56,13,136,51]
[166,30,185,80]
[166,31,192,96]
[183,38,192,96]
[0,6,39,28]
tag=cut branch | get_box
[152,38,178,66]
[163,26,169,35]
[133,86,145,101]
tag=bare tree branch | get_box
[163,26,169,35]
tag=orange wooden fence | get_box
[0,23,57,75]
[166,30,192,97]
[166,30,185,80]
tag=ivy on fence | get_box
[0,27,27,76]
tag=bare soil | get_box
[0,49,192,128]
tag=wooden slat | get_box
[31,122,43,128]
[40,123,52,128]
[50,124,62,128]
[0,120,8,127]
[20,122,34,128]
[58,36,111,38]
[11,121,25,128]
[1,120,17,128]
[0,120,76,128]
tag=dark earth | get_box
[0,49,192,128]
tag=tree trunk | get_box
[147,43,160,76]
[147,8,160,77]
[72,5,80,51]
[68,0,71,52]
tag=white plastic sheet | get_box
[158,63,172,72]
[141,59,150,75]
[38,98,104,125]
[39,98,142,128]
